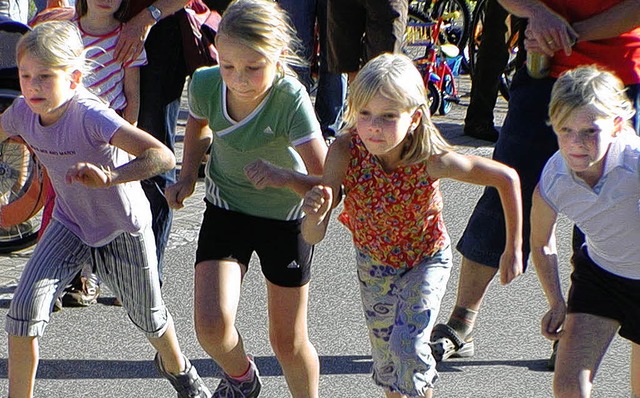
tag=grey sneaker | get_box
[213,356,261,398]
[155,353,212,398]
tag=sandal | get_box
[429,323,475,362]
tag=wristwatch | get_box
[147,5,162,22]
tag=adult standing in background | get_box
[114,0,191,284]
[327,0,408,82]
[279,0,347,142]
[430,0,640,365]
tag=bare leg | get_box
[454,256,498,311]
[8,335,38,398]
[147,316,186,374]
[553,313,618,398]
[267,282,319,398]
[194,260,250,376]
[632,342,640,398]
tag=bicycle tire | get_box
[432,0,471,56]
[0,89,43,253]
[427,81,441,116]
[467,0,519,100]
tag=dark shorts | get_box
[456,68,559,268]
[327,0,408,73]
[568,246,640,345]
[195,201,313,287]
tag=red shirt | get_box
[338,134,449,269]
[544,0,640,84]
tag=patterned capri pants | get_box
[356,245,452,397]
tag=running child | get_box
[302,53,523,398]
[165,0,327,396]
[56,0,148,307]
[530,65,640,397]
[1,21,210,398]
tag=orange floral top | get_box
[338,134,449,268]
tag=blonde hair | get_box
[549,65,635,133]
[343,53,452,165]
[17,21,89,74]
[216,0,304,70]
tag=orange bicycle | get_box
[0,18,47,253]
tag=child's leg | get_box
[357,247,452,397]
[553,313,618,397]
[93,226,185,373]
[632,342,640,398]
[266,281,319,398]
[194,259,249,376]
[6,221,89,397]
[8,335,38,397]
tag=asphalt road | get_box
[0,75,633,397]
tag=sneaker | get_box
[52,297,63,312]
[62,273,100,307]
[154,353,212,398]
[213,356,261,398]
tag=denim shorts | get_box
[356,245,452,396]
[457,67,559,268]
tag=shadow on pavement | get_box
[0,355,373,379]
[437,358,550,373]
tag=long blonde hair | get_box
[216,0,304,71]
[17,21,89,74]
[342,53,451,165]
[549,65,635,134]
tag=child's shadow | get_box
[0,285,16,309]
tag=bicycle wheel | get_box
[0,89,44,253]
[427,81,441,117]
[438,72,455,115]
[467,0,520,100]
[433,0,471,56]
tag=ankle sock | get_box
[228,358,254,382]
[447,306,478,339]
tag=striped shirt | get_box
[74,19,147,111]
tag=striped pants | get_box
[5,220,170,338]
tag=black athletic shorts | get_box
[195,201,313,287]
[568,246,640,345]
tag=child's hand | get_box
[498,249,523,285]
[165,179,196,210]
[65,162,112,188]
[244,159,288,189]
[302,185,333,224]
[541,301,566,341]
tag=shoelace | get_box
[216,377,249,397]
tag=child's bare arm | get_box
[244,137,327,197]
[301,134,350,245]
[67,123,175,188]
[429,151,523,284]
[530,185,566,341]
[122,67,141,125]
[165,116,212,209]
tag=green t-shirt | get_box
[189,66,322,220]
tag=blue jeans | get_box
[138,15,186,283]
[278,0,347,137]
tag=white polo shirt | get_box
[539,133,640,279]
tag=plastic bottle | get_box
[526,51,551,79]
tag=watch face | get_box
[149,6,161,20]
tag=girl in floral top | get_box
[302,53,524,398]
